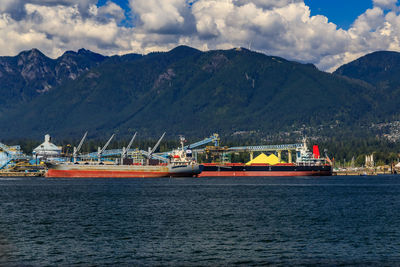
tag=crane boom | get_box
[140,150,169,162]
[122,132,137,160]
[97,134,115,163]
[126,132,137,151]
[149,132,165,156]
[73,132,88,163]
[100,134,115,155]
[76,132,88,154]
[184,133,219,149]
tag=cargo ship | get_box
[199,163,331,177]
[46,134,202,178]
[198,140,332,177]
[46,161,202,178]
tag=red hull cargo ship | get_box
[46,163,202,178]
[46,134,202,178]
[199,141,332,177]
[199,163,332,177]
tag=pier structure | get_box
[0,142,41,176]
[0,142,30,169]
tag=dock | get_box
[0,171,44,177]
[334,168,397,176]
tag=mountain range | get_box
[0,46,399,140]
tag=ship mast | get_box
[179,135,186,151]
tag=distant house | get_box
[33,134,62,158]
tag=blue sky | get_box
[97,0,132,25]
[305,0,373,29]
[1,0,400,71]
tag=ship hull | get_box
[46,169,170,178]
[199,164,332,177]
[46,163,202,178]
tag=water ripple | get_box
[0,176,400,265]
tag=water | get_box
[1,176,400,266]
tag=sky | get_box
[305,0,373,29]
[0,0,399,72]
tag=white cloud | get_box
[234,0,303,9]
[189,1,350,70]
[129,0,195,34]
[97,1,126,23]
[0,0,97,20]
[1,0,400,72]
[373,0,398,9]
[0,2,131,58]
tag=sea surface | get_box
[0,175,400,266]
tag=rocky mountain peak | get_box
[17,48,46,61]
[0,48,109,107]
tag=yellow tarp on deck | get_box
[246,153,282,165]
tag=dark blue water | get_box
[1,176,400,266]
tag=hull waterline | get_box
[198,164,332,177]
[46,163,202,178]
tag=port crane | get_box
[140,132,166,163]
[74,133,220,162]
[73,131,87,163]
[79,133,220,162]
[156,133,220,159]
[79,133,141,161]
[185,133,220,149]
[97,134,115,163]
[121,132,137,161]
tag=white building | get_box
[33,134,62,158]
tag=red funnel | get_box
[313,145,320,159]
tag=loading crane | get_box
[185,133,220,149]
[141,132,166,163]
[79,133,220,162]
[97,134,115,163]
[157,133,220,158]
[121,132,137,161]
[73,132,87,163]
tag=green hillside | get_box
[0,46,378,139]
[334,50,400,119]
